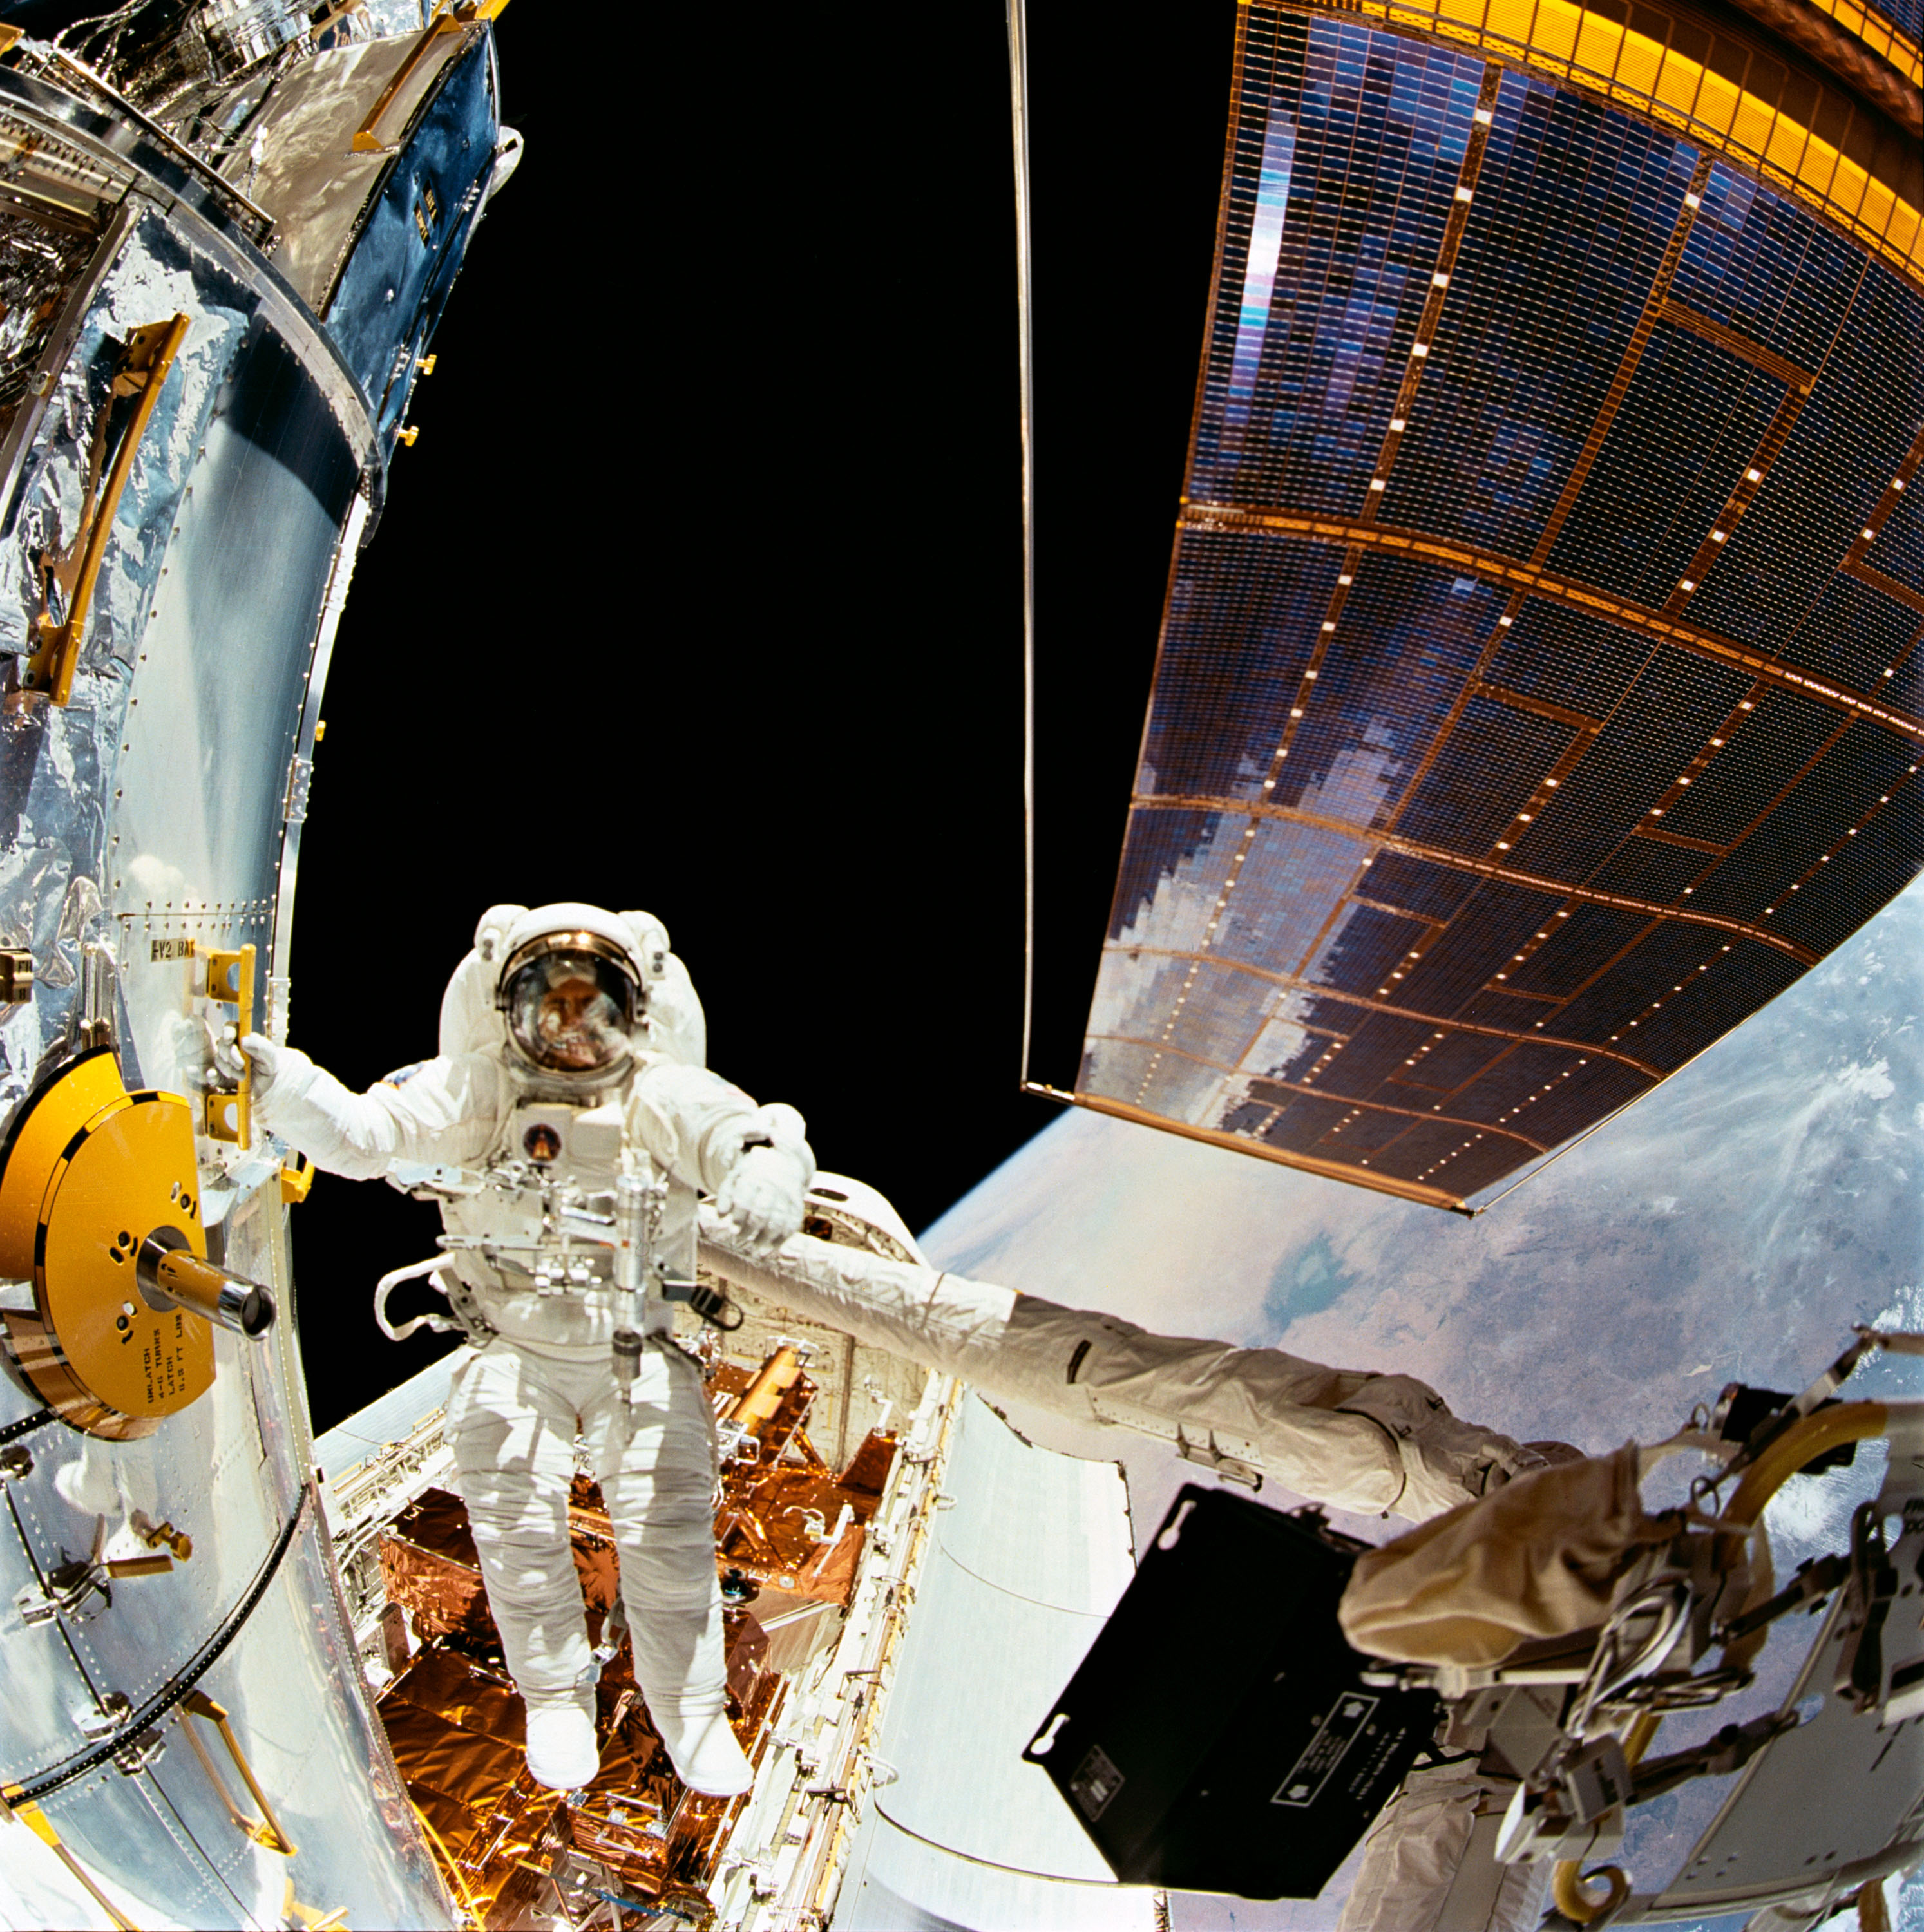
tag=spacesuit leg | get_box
[582,1339,752,1798]
[699,1218,1536,1520]
[447,1341,595,1696]
[1336,1765,1548,1932]
[444,1341,602,1786]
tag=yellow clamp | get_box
[201,944,256,1146]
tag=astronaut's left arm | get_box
[626,1057,814,1253]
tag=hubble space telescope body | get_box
[0,0,1919,1927]
[0,9,980,1929]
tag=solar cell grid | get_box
[1106,807,1224,946]
[1308,1104,1414,1154]
[1776,574,1920,694]
[1689,270,1924,652]
[1588,839,1722,903]
[1396,696,1576,854]
[1299,902,1434,994]
[1456,987,1560,1030]
[1404,1030,1510,1086]
[1141,532,1345,801]
[1379,77,1695,555]
[1192,21,1482,514]
[1213,816,1376,968]
[1355,849,1482,920]
[1617,943,1808,1070]
[1691,725,1918,922]
[1163,960,1280,1066]
[1076,2,1924,1205]
[1239,1011,1334,1086]
[1771,799,1924,952]
[1872,485,1924,594]
[1373,1120,1521,1192]
[1505,902,1650,998]
[1134,1048,1228,1124]
[1544,329,1785,606]
[1485,600,1649,717]
[1320,1010,1456,1091]
[1451,1041,1586,1115]
[1545,921,1734,1045]
[1654,685,1838,845]
[1507,649,1749,878]
[1668,162,1863,372]
[1259,1091,1357,1152]
[1275,554,1500,817]
[1390,879,1565,1013]
[1460,1055,1650,1143]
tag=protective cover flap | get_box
[1023,1485,1440,1897]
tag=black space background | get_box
[291,1,1239,1432]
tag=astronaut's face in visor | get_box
[503,951,634,1073]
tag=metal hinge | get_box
[283,755,313,824]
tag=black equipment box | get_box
[1022,1484,1440,1899]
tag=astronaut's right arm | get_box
[236,1036,500,1180]
[626,1056,814,1253]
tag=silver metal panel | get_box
[0,70,383,500]
[312,1352,454,1499]
[1,1166,450,1926]
[835,1397,1158,1929]
[218,28,478,314]
[0,44,488,1927]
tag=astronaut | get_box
[225,904,812,1799]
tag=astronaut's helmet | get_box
[495,929,641,1079]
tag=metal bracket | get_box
[1173,1427,1264,1490]
[15,314,189,707]
[200,942,256,1144]
[662,1277,743,1332]
[283,754,313,825]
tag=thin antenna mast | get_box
[1009,0,1039,1092]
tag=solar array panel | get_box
[1078,5,1924,1208]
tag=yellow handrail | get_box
[181,1690,297,1855]
[1,1786,139,1929]
[21,314,189,707]
[1722,1403,1889,1528]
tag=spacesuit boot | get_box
[648,1701,754,1798]
[523,1691,601,1793]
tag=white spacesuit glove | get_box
[713,1105,812,1256]
[210,1030,287,1099]
[714,1144,808,1256]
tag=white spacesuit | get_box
[232,904,813,1798]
